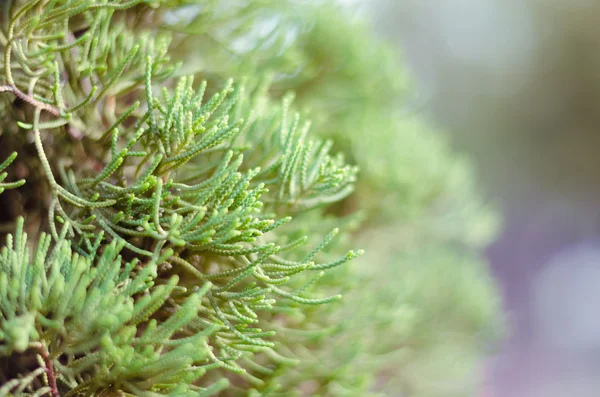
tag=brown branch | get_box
[0,84,60,117]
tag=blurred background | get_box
[365,1,600,396]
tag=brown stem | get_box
[34,344,59,397]
[0,84,60,117]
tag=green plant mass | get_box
[0,1,503,396]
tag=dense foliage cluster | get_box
[0,0,502,396]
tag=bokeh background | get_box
[365,1,600,396]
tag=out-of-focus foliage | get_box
[167,0,499,241]
[0,0,502,396]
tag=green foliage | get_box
[165,3,503,395]
[0,218,228,397]
[0,0,502,396]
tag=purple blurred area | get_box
[368,0,600,395]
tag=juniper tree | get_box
[0,1,502,396]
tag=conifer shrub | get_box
[0,1,503,396]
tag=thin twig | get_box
[0,84,60,116]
